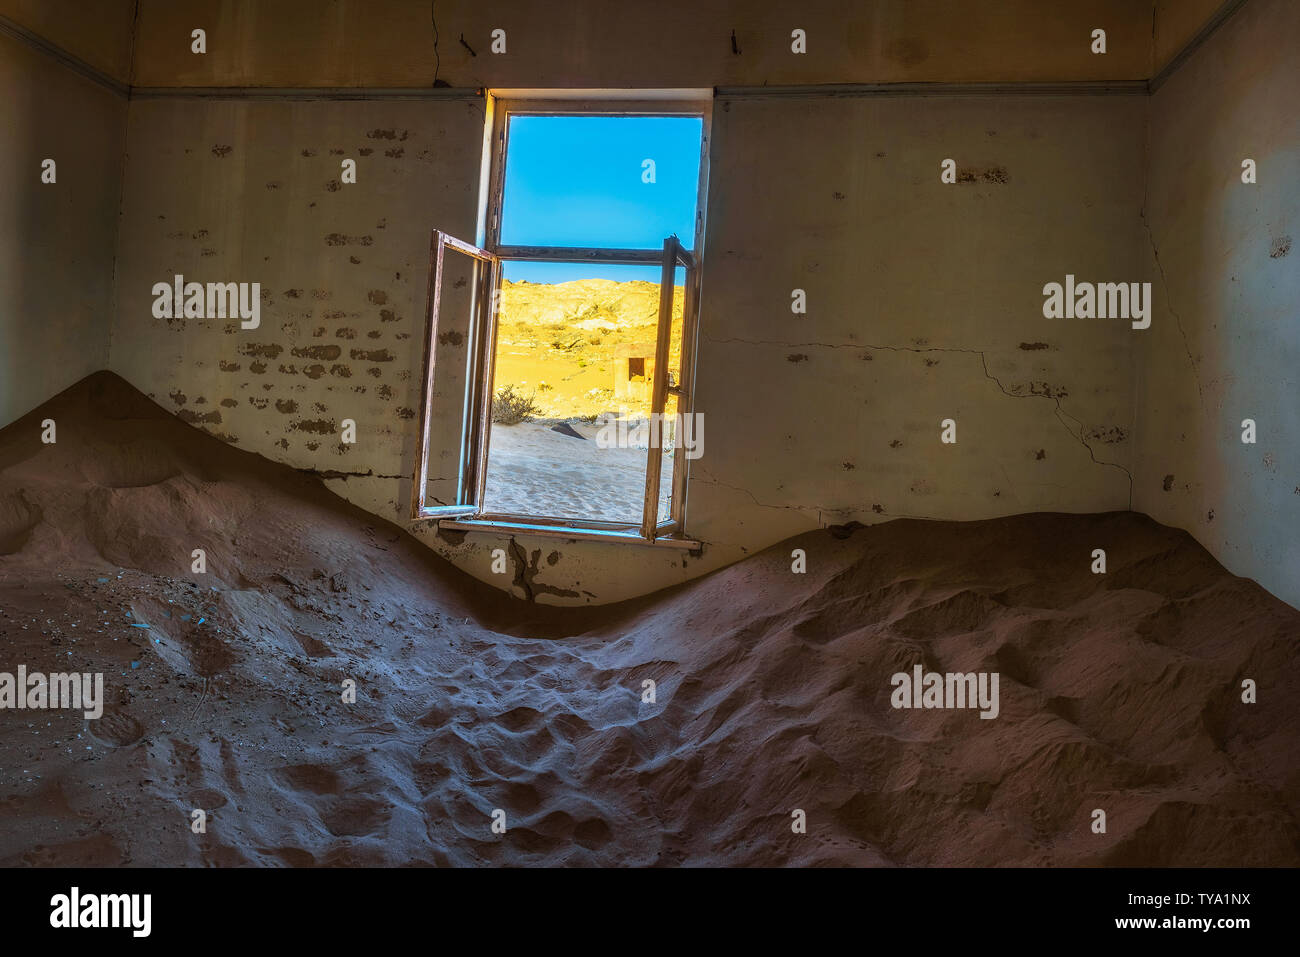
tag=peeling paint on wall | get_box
[108,82,1155,606]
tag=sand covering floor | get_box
[0,373,1296,866]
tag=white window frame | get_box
[411,92,711,549]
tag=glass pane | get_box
[500,114,703,249]
[657,267,687,524]
[423,242,482,508]
[481,261,685,524]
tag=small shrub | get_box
[492,384,540,425]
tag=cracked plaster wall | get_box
[8,1,1296,609]
[1134,0,1300,609]
[126,0,1158,89]
[423,93,1149,604]
[110,97,484,510]
[108,91,1148,604]
[102,3,1300,607]
[672,94,1143,586]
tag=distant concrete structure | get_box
[613,341,656,403]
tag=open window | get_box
[412,95,710,548]
[410,230,498,520]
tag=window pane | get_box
[657,266,687,524]
[500,115,703,249]
[423,242,483,509]
[481,261,685,524]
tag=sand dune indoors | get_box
[1,373,1295,867]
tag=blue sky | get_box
[503,261,686,286]
[500,114,702,283]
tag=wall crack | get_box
[506,537,580,603]
[300,467,404,481]
[1140,207,1204,409]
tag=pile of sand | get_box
[1,373,1296,866]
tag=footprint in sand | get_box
[87,708,144,747]
[188,787,229,810]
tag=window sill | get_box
[435,517,702,551]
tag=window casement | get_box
[411,94,710,549]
